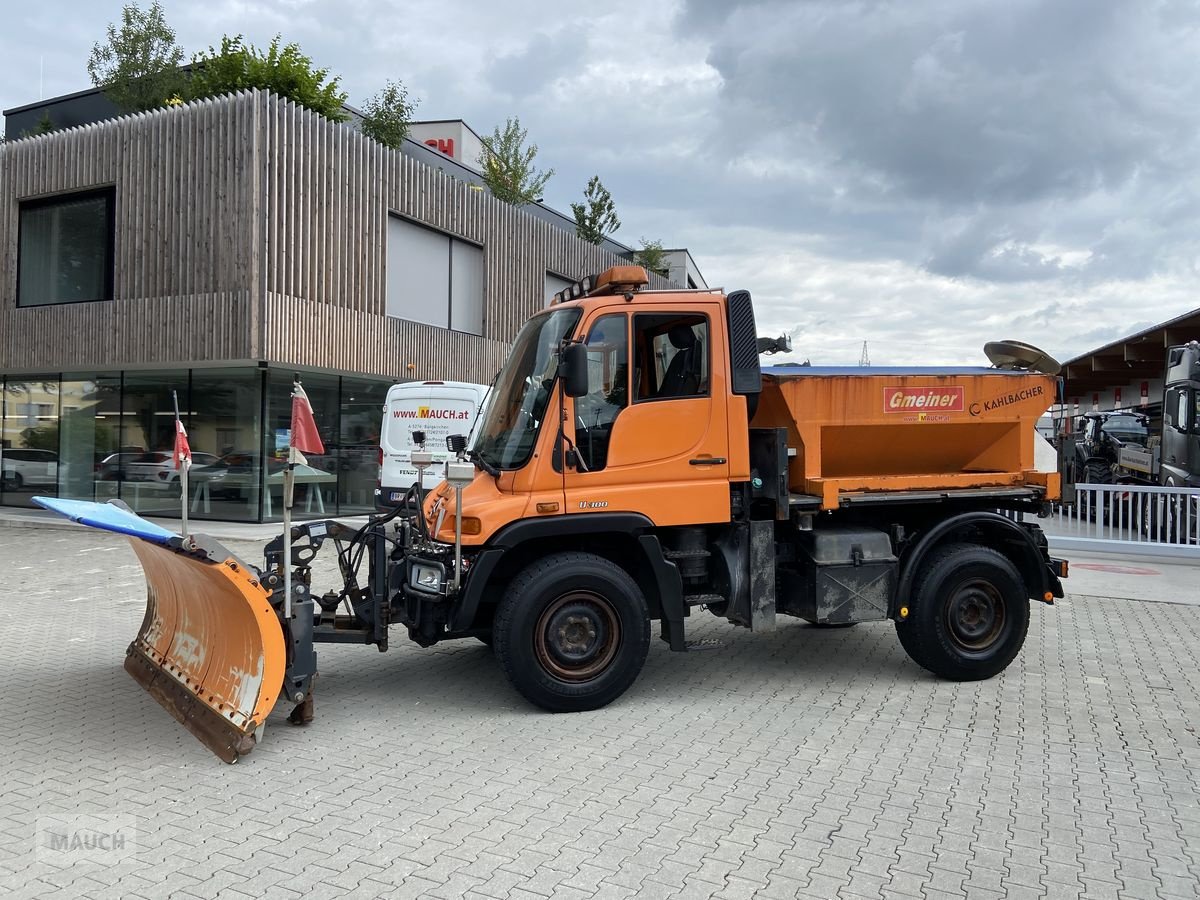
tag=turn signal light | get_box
[536,502,560,514]
[460,517,482,535]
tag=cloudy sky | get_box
[4,0,1199,365]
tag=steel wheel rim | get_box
[944,578,1007,653]
[534,591,620,682]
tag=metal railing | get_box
[1044,482,1200,558]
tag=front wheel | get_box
[493,552,650,712]
[896,543,1029,681]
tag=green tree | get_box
[189,35,348,122]
[634,238,670,278]
[479,117,554,206]
[24,113,56,137]
[571,176,621,244]
[87,1,185,112]
[360,80,417,149]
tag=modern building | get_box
[1061,306,1200,423]
[0,89,687,521]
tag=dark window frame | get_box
[17,186,116,308]
[632,312,712,404]
[572,312,630,473]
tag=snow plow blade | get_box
[33,498,286,764]
[125,539,286,763]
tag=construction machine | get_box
[39,266,1067,763]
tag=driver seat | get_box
[658,325,701,397]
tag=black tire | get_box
[896,543,1030,681]
[493,551,650,712]
[3,472,22,491]
[1082,461,1113,522]
[1140,494,1169,540]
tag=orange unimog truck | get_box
[39,266,1067,762]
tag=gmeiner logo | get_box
[970,384,1044,416]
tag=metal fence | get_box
[1040,482,1200,558]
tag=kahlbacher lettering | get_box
[977,385,1044,414]
[884,387,965,413]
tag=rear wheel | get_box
[3,472,22,491]
[896,543,1029,681]
[493,552,650,712]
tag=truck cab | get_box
[1161,342,1200,489]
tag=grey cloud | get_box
[674,0,1200,285]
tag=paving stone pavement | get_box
[2,526,1199,899]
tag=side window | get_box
[1166,388,1183,430]
[634,313,709,401]
[1193,391,1200,435]
[574,314,628,472]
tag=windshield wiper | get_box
[469,449,500,479]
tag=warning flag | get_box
[290,380,325,457]
[173,416,191,470]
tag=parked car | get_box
[124,451,221,485]
[196,452,286,500]
[0,448,59,490]
[95,450,147,481]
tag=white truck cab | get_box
[375,380,489,509]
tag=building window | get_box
[386,215,484,335]
[17,188,115,307]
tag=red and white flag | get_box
[173,417,191,470]
[290,381,325,457]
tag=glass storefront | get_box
[0,368,391,523]
[1,375,61,508]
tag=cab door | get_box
[563,303,730,527]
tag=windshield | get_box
[474,308,581,470]
[1102,416,1149,443]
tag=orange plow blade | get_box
[124,539,286,764]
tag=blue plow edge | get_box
[33,497,180,545]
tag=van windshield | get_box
[474,308,581,470]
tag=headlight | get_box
[410,563,443,593]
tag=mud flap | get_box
[125,539,286,764]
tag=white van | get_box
[375,380,490,509]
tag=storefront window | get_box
[1,376,60,508]
[116,371,189,517]
[189,368,264,522]
[59,374,120,501]
[339,377,388,514]
[265,371,339,521]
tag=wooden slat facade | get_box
[0,91,659,382]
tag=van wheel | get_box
[3,472,22,491]
[896,543,1029,681]
[493,552,649,712]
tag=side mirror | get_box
[561,342,589,398]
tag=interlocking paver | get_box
[3,526,1200,899]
